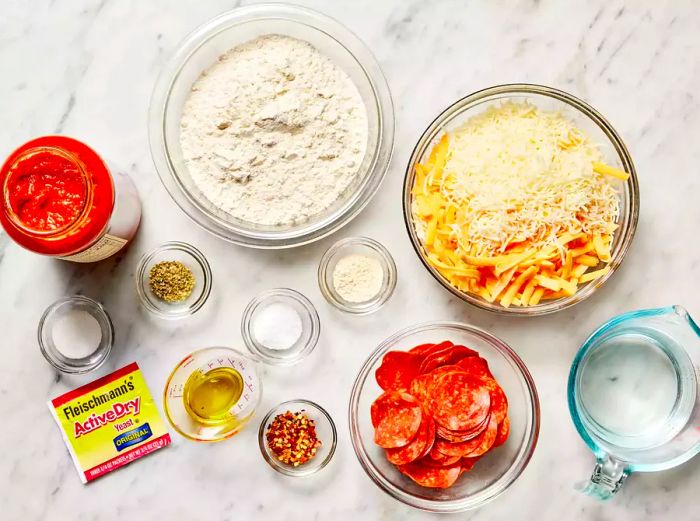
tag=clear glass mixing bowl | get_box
[402,84,640,315]
[349,321,540,512]
[149,3,394,248]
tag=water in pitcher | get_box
[570,306,700,500]
[579,329,684,444]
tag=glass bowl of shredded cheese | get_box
[403,84,639,315]
[149,4,394,248]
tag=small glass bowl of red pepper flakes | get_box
[258,399,337,477]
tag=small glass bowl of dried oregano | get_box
[136,241,212,319]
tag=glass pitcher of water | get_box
[568,306,700,500]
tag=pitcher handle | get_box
[575,456,629,501]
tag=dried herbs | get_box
[149,261,196,302]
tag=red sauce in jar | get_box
[5,149,87,232]
[0,136,129,258]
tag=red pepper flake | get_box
[266,410,321,467]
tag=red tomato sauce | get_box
[5,149,87,232]
[1,136,116,256]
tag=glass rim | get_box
[402,83,640,316]
[148,3,395,248]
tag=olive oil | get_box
[164,348,262,442]
[183,366,243,425]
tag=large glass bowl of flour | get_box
[150,4,394,248]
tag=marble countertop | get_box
[1,0,699,519]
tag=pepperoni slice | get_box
[426,446,462,466]
[375,351,423,392]
[460,455,482,475]
[419,345,479,374]
[408,343,436,355]
[457,359,508,425]
[452,344,479,357]
[462,413,499,457]
[434,414,498,457]
[493,416,510,448]
[385,412,434,465]
[410,365,467,405]
[427,372,491,431]
[398,460,462,489]
[419,414,437,459]
[371,391,423,448]
[409,373,432,404]
[410,340,453,359]
[486,381,508,425]
[371,342,511,490]
[455,355,493,380]
[436,414,489,443]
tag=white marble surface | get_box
[1,0,699,519]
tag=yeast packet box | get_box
[48,362,171,483]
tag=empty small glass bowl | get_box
[136,241,212,319]
[241,289,320,366]
[349,321,540,512]
[318,236,397,314]
[258,399,337,476]
[38,295,114,374]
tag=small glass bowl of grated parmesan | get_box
[318,236,397,315]
[403,84,640,315]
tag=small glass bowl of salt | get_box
[318,236,397,315]
[241,289,320,366]
[38,295,114,374]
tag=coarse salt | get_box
[253,302,303,350]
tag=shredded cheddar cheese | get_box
[411,102,629,307]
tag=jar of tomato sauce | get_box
[0,136,141,262]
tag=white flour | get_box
[180,34,369,226]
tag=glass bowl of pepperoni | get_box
[349,321,540,512]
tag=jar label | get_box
[61,234,128,263]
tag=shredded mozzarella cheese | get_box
[416,102,621,257]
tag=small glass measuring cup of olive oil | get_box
[183,366,245,424]
[164,347,262,441]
